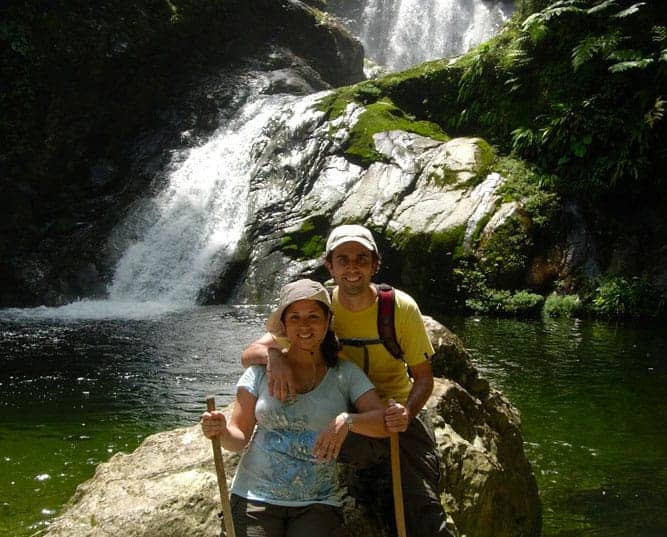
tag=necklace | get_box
[307,357,317,392]
[305,354,327,392]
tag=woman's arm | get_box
[347,389,390,438]
[313,388,387,462]
[200,388,257,452]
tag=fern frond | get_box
[522,1,586,31]
[587,0,617,15]
[607,49,643,62]
[613,2,646,18]
[608,58,653,72]
[652,26,667,43]
[645,97,666,127]
[572,37,604,70]
[572,33,621,70]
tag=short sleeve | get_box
[339,360,375,403]
[395,289,435,367]
[236,365,265,397]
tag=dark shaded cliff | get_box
[0,0,363,306]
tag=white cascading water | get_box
[357,0,513,71]
[3,80,305,319]
[107,89,300,308]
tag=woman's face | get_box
[282,299,329,353]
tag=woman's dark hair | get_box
[314,302,339,367]
[320,327,340,367]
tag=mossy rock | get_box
[345,99,448,166]
[385,227,467,311]
[317,88,448,167]
[477,211,534,290]
[279,215,330,260]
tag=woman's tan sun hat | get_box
[266,279,332,336]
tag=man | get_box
[242,224,453,537]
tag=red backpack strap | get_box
[375,283,404,360]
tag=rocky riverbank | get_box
[41,318,541,537]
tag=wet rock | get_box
[42,318,540,537]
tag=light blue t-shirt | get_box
[231,361,375,506]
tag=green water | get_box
[443,315,667,537]
[0,306,261,537]
[1,308,665,536]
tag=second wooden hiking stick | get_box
[206,395,236,537]
[390,432,407,537]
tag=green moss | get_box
[383,226,467,311]
[391,226,466,261]
[476,138,495,170]
[478,214,533,289]
[315,81,385,120]
[470,211,494,248]
[496,157,560,230]
[280,215,330,260]
[345,98,447,166]
[426,166,461,187]
[317,87,448,168]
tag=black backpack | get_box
[335,283,404,374]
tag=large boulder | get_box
[43,318,541,537]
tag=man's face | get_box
[325,241,378,297]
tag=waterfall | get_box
[107,88,301,308]
[101,2,514,311]
[5,3,514,319]
[354,0,513,71]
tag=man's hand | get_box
[267,347,297,402]
[384,398,409,432]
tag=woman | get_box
[201,279,392,537]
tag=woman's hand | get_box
[384,399,409,433]
[313,413,350,462]
[200,410,228,440]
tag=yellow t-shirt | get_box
[332,286,434,404]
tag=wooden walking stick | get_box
[206,395,236,537]
[390,432,407,537]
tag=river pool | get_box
[1,306,665,536]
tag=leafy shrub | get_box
[455,262,544,316]
[280,215,329,260]
[589,275,664,319]
[544,293,583,317]
[467,288,544,316]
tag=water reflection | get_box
[0,304,268,536]
[442,314,667,537]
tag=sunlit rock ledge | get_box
[42,318,541,537]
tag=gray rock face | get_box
[43,318,541,537]
[232,101,514,304]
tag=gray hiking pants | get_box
[339,411,454,537]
